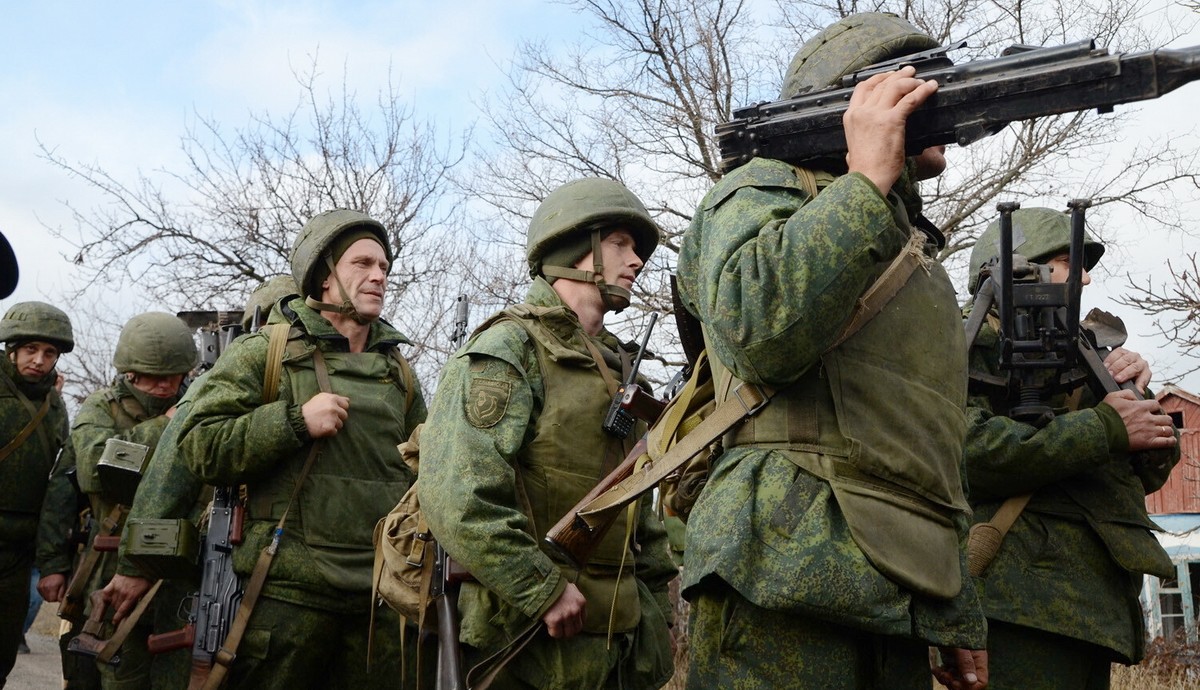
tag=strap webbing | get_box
[97,579,164,664]
[261,324,291,405]
[823,231,928,353]
[0,392,50,462]
[203,348,331,690]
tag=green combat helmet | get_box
[112,312,198,375]
[527,178,659,313]
[968,207,1106,294]
[780,12,940,99]
[241,275,299,331]
[0,301,74,353]
[289,209,392,324]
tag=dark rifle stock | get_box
[717,40,1200,173]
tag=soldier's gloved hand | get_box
[1104,347,1152,391]
[103,574,153,624]
[1102,390,1177,452]
[542,582,586,639]
[37,573,67,602]
[302,392,351,438]
[843,65,940,195]
[933,647,988,690]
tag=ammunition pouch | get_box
[124,518,200,580]
[97,439,149,506]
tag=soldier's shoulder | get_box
[702,158,817,212]
[462,318,534,374]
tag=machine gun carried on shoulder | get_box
[716,39,1200,173]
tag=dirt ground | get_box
[7,602,66,690]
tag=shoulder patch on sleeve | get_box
[466,378,512,428]
[703,158,815,212]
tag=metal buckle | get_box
[731,382,769,416]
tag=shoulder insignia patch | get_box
[466,378,511,428]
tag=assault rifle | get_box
[433,294,470,690]
[716,39,1200,173]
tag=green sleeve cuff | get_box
[287,405,310,442]
[1093,402,1129,454]
[529,569,567,621]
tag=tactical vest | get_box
[246,332,416,594]
[716,231,971,599]
[479,304,644,633]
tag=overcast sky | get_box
[3,1,1200,393]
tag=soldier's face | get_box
[1046,254,1092,286]
[127,372,185,398]
[10,341,59,380]
[578,228,643,293]
[324,239,389,321]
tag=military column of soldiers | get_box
[0,11,1183,690]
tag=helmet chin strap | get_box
[305,254,374,325]
[540,231,631,314]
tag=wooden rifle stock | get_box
[543,436,648,570]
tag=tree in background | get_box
[462,0,1200,376]
[41,61,469,391]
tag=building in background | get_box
[1143,385,1200,643]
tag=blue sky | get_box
[3,1,1200,392]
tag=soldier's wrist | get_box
[1092,403,1130,454]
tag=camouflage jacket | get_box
[419,279,676,680]
[965,317,1178,662]
[675,158,986,648]
[70,375,174,588]
[0,355,69,548]
[176,299,426,612]
[115,392,210,579]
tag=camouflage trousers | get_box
[0,547,32,686]
[687,582,933,690]
[986,618,1113,690]
[224,595,430,690]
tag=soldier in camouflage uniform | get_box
[419,178,677,689]
[963,208,1179,689]
[674,13,988,689]
[97,277,301,690]
[43,312,197,690]
[0,301,73,686]
[175,210,426,689]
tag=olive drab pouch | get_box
[371,424,436,626]
[124,518,200,580]
[96,438,150,506]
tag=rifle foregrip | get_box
[148,624,195,654]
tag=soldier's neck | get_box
[322,311,372,353]
[552,280,604,336]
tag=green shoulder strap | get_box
[260,324,292,404]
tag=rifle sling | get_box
[97,579,164,664]
[203,347,332,690]
[61,505,128,621]
[574,228,927,521]
[0,373,53,463]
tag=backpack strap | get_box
[823,230,929,353]
[260,324,292,405]
[387,349,418,414]
[0,388,51,464]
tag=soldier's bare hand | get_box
[302,392,350,438]
[103,574,153,623]
[1104,347,1152,391]
[1103,390,1176,452]
[933,647,988,690]
[37,573,67,602]
[844,66,939,194]
[542,582,586,639]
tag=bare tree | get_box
[462,0,1199,375]
[41,59,470,386]
[1120,254,1200,378]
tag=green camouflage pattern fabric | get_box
[985,618,1114,690]
[35,440,83,577]
[0,354,70,542]
[0,353,70,685]
[688,583,934,690]
[675,158,985,651]
[419,278,675,689]
[965,317,1178,663]
[176,298,426,612]
[69,375,178,689]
